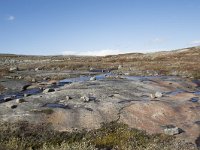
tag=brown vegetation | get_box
[0,46,200,79]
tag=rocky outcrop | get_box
[0,76,199,146]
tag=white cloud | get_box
[151,38,165,43]
[62,49,130,56]
[190,40,200,45]
[6,15,15,21]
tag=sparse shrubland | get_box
[0,121,196,150]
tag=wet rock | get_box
[4,96,12,102]
[9,66,19,72]
[90,76,96,81]
[155,92,163,98]
[43,88,55,93]
[163,125,181,135]
[16,98,26,103]
[10,105,17,109]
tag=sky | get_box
[0,0,200,56]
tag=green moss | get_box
[0,121,196,150]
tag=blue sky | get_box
[0,0,200,55]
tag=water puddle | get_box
[190,97,199,103]
[195,91,200,95]
[0,88,42,103]
[43,103,71,109]
[164,89,186,96]
[59,73,111,85]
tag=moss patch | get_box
[0,121,196,150]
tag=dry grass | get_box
[0,121,197,150]
[0,46,200,79]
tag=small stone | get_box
[9,66,19,72]
[155,92,163,98]
[118,65,123,70]
[150,94,156,99]
[124,72,130,76]
[81,96,90,102]
[81,96,96,102]
[43,88,55,93]
[35,68,40,71]
[43,77,51,81]
[16,98,26,103]
[66,96,72,100]
[90,67,94,71]
[90,76,96,81]
[24,93,31,97]
[163,125,181,135]
[32,78,36,83]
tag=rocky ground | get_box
[0,47,200,149]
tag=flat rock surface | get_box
[0,76,200,146]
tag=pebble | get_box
[155,92,163,98]
[66,95,72,100]
[24,93,31,97]
[9,66,19,72]
[16,98,26,103]
[90,76,96,81]
[81,96,96,102]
